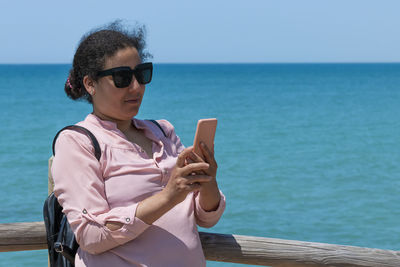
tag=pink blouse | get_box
[52,114,225,267]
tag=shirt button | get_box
[126,218,131,222]
[82,209,87,214]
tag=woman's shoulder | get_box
[147,119,184,151]
[152,119,181,138]
[54,115,104,151]
[54,127,98,158]
[154,119,175,132]
[136,118,176,138]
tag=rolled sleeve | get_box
[92,204,150,243]
[194,191,226,228]
[52,131,150,254]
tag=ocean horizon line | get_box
[1,61,400,66]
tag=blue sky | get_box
[1,0,399,63]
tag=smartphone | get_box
[193,118,218,160]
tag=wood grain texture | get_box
[48,156,54,195]
[200,232,400,267]
[0,222,47,252]
[1,222,400,266]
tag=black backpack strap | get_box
[147,120,167,137]
[52,125,101,161]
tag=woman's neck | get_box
[116,120,133,133]
[92,111,133,133]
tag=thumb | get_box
[176,147,193,168]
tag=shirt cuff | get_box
[195,191,226,227]
[91,203,151,243]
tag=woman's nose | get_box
[128,76,143,91]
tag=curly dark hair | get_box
[65,20,151,103]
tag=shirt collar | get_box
[85,113,119,130]
[85,113,163,141]
[133,118,164,141]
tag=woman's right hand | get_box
[162,147,212,205]
[136,147,212,225]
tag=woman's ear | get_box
[83,75,96,96]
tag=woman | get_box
[52,22,225,267]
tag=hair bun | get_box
[64,72,84,100]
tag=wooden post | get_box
[48,156,54,194]
[47,156,54,267]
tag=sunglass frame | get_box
[97,62,153,87]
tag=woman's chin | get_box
[123,108,140,119]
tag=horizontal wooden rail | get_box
[200,232,400,266]
[1,222,400,266]
[0,222,47,252]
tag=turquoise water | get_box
[1,63,399,266]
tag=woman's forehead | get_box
[104,47,141,69]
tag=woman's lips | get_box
[125,99,139,104]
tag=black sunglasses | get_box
[97,62,153,88]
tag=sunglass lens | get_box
[136,68,152,84]
[113,70,132,88]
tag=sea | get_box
[0,63,399,266]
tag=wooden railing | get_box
[1,221,400,266]
[2,159,400,266]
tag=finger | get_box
[188,152,207,174]
[187,182,202,192]
[185,174,212,184]
[186,158,195,164]
[180,162,209,176]
[176,147,193,168]
[189,151,204,163]
[200,142,216,165]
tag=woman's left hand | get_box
[188,142,221,211]
[189,142,217,181]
